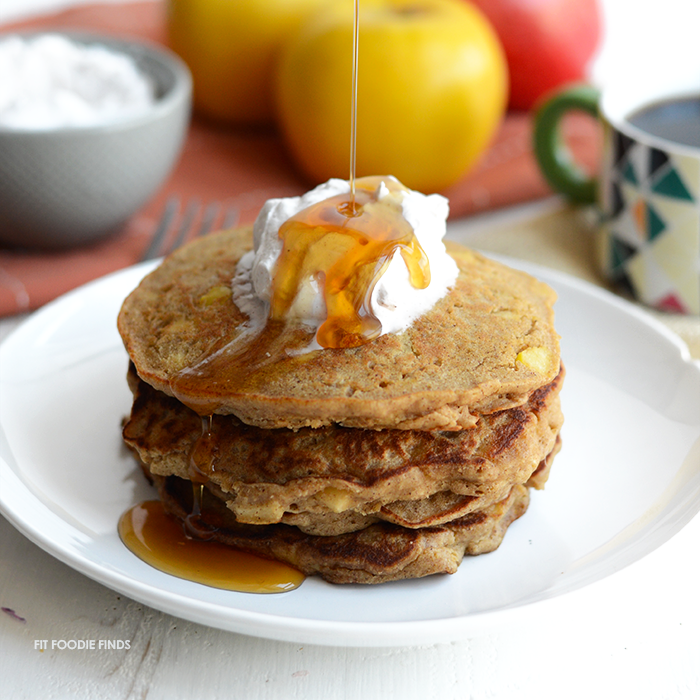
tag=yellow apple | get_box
[166,0,328,125]
[274,0,508,192]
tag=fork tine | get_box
[141,198,231,262]
[222,206,240,229]
[198,202,221,237]
[169,199,200,252]
[141,196,179,262]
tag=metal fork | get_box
[140,196,239,261]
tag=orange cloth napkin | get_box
[0,1,599,316]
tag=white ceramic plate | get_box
[1,259,699,648]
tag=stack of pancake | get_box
[119,226,563,584]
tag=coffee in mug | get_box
[628,96,700,149]
[534,84,700,315]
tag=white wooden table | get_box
[1,519,698,700]
[1,2,700,697]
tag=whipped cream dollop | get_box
[232,177,459,346]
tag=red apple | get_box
[468,0,601,110]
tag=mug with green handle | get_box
[533,82,700,315]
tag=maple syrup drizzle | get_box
[189,415,216,483]
[271,176,430,348]
[165,6,433,410]
[266,0,430,348]
[120,1,425,593]
[182,416,217,539]
[118,501,304,593]
[349,0,360,207]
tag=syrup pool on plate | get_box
[118,500,304,593]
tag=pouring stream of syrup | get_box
[349,0,360,208]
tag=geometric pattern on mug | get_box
[602,130,700,314]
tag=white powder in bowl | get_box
[0,33,157,130]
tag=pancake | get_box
[118,220,564,584]
[118,226,560,430]
[149,470,531,584]
[263,439,557,535]
[123,364,563,534]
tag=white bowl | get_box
[0,32,192,249]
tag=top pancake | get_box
[118,226,560,430]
